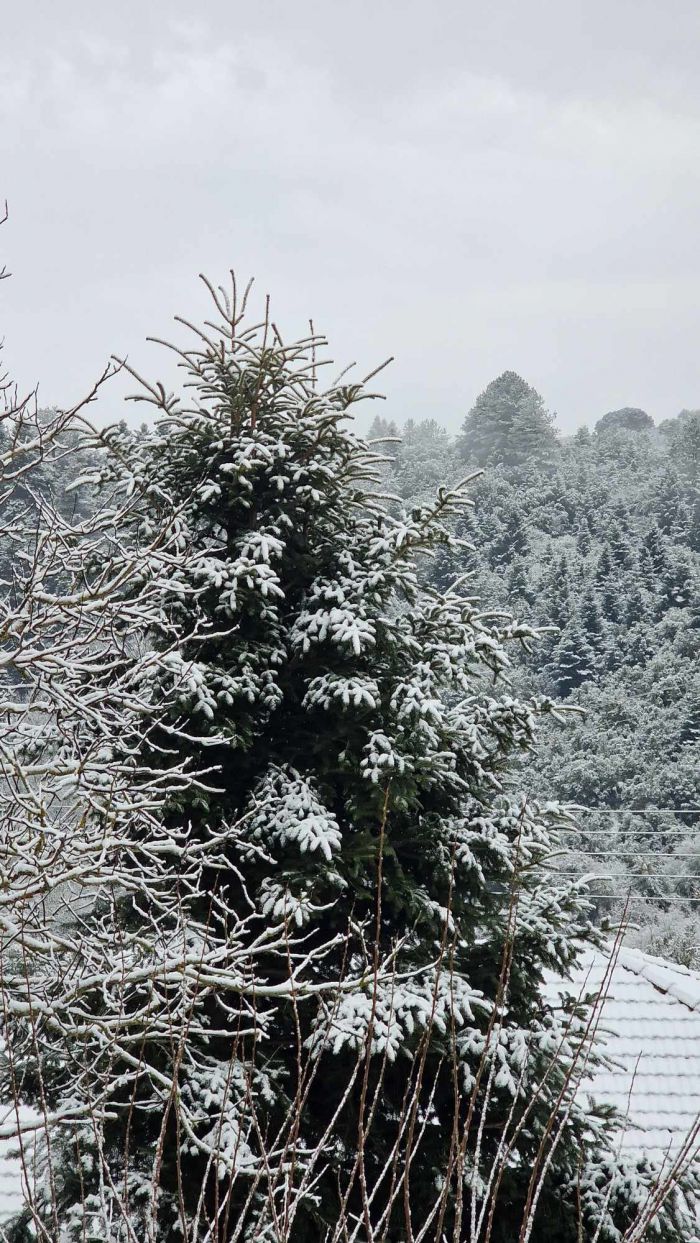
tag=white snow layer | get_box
[0,1106,37,1225]
[546,943,700,1167]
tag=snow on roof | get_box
[0,1107,37,1226]
[548,943,700,1168]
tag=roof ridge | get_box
[612,945,700,1015]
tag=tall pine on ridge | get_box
[457,372,558,469]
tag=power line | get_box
[557,828,699,836]
[581,896,700,903]
[560,807,700,815]
[558,851,700,858]
[549,875,696,885]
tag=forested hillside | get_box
[371,378,700,965]
[9,383,699,971]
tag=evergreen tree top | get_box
[458,371,558,469]
[595,407,654,435]
[477,370,542,403]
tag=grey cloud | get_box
[2,0,700,432]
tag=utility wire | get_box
[581,899,700,909]
[558,852,700,858]
[557,829,697,836]
[560,807,700,815]
[550,876,700,884]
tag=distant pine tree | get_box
[491,510,529,564]
[679,694,700,748]
[689,496,700,553]
[666,409,700,487]
[545,553,572,628]
[595,546,614,585]
[507,558,534,605]
[457,371,558,468]
[392,417,456,500]
[623,629,653,667]
[579,592,605,658]
[624,585,647,628]
[642,527,667,575]
[594,407,654,435]
[600,584,621,624]
[366,413,400,441]
[608,524,634,571]
[576,525,592,557]
[656,468,685,535]
[661,555,694,610]
[547,623,596,696]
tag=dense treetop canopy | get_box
[383,394,700,967]
[595,407,654,435]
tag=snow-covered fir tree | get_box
[1,281,694,1242]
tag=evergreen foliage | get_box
[2,284,688,1241]
[457,372,558,468]
[595,408,654,435]
[381,403,700,960]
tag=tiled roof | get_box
[548,944,700,1167]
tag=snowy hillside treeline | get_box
[370,376,700,962]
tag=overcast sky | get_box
[2,0,700,432]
